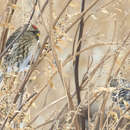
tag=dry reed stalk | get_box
[0,0,18,53]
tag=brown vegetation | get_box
[0,0,129,130]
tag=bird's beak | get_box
[36,33,40,37]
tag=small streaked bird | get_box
[110,78,130,110]
[1,24,40,76]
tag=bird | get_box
[110,78,130,110]
[0,24,40,76]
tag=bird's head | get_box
[28,24,40,39]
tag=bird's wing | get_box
[5,26,23,48]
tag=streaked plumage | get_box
[110,78,130,110]
[1,24,40,73]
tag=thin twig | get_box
[1,1,38,129]
[37,0,49,19]
[42,0,100,54]
[0,117,8,130]
[40,0,73,47]
[13,0,38,104]
[53,0,73,26]
[34,119,54,129]
[26,95,67,127]
[13,68,33,104]
[49,0,71,111]
[99,93,109,129]
[9,92,37,123]
[116,49,130,76]
[65,0,100,33]
[0,0,18,53]
[73,0,86,129]
[0,0,37,60]
[114,106,130,129]
[81,52,113,89]
[74,0,85,105]
[114,31,130,76]
[37,0,49,34]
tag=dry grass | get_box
[0,0,130,130]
